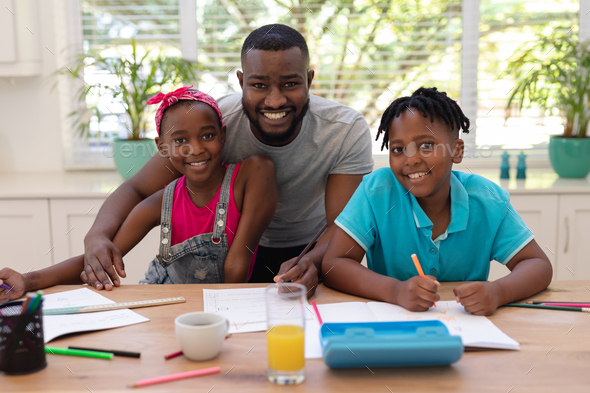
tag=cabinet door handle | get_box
[564,216,569,254]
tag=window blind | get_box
[477,0,579,154]
[196,0,463,155]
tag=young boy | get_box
[322,87,552,316]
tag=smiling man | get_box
[81,24,373,295]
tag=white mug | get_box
[175,312,229,361]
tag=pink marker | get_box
[129,366,220,388]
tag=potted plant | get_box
[61,39,200,179]
[503,32,590,178]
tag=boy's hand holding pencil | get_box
[394,275,440,312]
[392,254,440,312]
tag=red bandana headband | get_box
[147,85,223,135]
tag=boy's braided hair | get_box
[376,87,470,151]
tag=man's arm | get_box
[83,153,180,290]
[81,190,164,289]
[275,173,365,296]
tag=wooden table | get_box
[2,282,590,392]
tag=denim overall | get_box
[140,164,236,284]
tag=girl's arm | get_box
[81,190,163,288]
[322,227,440,311]
[0,257,85,302]
[0,190,164,300]
[223,156,278,283]
[454,239,552,315]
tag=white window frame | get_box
[57,0,586,170]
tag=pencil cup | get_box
[265,283,306,385]
[0,301,47,375]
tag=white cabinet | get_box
[49,199,160,285]
[488,195,559,281]
[0,200,52,274]
[0,0,41,76]
[557,195,590,280]
[511,195,559,277]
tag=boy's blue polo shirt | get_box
[335,168,534,281]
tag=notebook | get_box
[313,300,520,350]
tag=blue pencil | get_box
[1,283,12,291]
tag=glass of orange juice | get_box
[265,283,306,385]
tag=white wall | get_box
[0,0,64,173]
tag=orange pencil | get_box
[411,254,436,307]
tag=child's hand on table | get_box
[0,268,28,302]
[395,275,440,312]
[453,282,502,316]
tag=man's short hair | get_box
[241,24,309,66]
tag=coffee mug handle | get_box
[222,318,229,337]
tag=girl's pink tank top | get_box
[169,163,256,278]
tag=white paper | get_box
[203,288,268,333]
[42,288,149,343]
[202,288,321,358]
[303,300,520,357]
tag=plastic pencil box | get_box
[319,320,463,368]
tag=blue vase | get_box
[548,136,590,178]
[112,139,157,179]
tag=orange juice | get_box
[267,325,305,371]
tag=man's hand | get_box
[394,275,440,311]
[0,268,28,303]
[82,236,126,291]
[274,255,319,298]
[454,281,502,316]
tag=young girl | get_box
[0,87,277,301]
[321,87,553,316]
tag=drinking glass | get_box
[265,283,306,385]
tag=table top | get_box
[3,282,590,392]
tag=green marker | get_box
[45,347,114,360]
[28,291,43,312]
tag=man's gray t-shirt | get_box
[218,93,374,248]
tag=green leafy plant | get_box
[503,33,590,138]
[59,39,200,140]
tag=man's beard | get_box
[242,98,310,145]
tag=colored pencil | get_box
[1,283,12,291]
[68,346,140,358]
[20,293,35,315]
[530,301,590,307]
[505,303,590,312]
[45,346,114,359]
[291,223,328,268]
[28,291,43,312]
[164,350,183,360]
[411,254,436,307]
[312,301,323,325]
[128,366,221,388]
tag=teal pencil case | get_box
[320,320,463,368]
